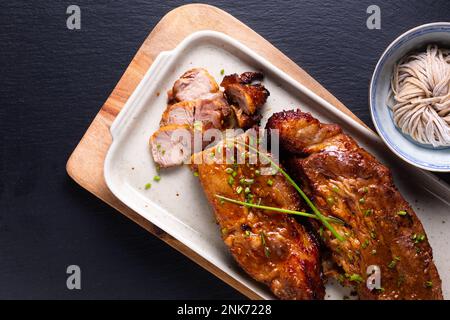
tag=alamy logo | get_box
[66,5,81,30]
[366,5,381,30]
[366,265,382,290]
[66,265,81,290]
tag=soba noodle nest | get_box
[388,44,450,147]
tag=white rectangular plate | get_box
[104,31,450,300]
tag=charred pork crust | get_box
[266,109,443,300]
[221,72,270,116]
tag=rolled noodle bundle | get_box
[388,44,450,147]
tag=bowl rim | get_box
[369,22,450,172]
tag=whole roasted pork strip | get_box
[266,110,442,300]
[191,139,324,300]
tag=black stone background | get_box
[0,0,449,299]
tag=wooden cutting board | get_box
[66,3,368,299]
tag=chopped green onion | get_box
[220,69,225,75]
[361,239,369,249]
[236,186,243,194]
[388,260,397,269]
[245,230,251,237]
[332,185,340,193]
[326,196,335,206]
[228,176,235,186]
[267,179,273,186]
[364,209,373,217]
[425,281,433,288]
[260,231,266,245]
[193,171,199,177]
[225,168,234,174]
[397,274,405,287]
[243,178,254,185]
[153,175,161,182]
[259,231,271,258]
[144,183,152,190]
[221,227,228,235]
[244,187,251,194]
[348,274,363,283]
[397,210,408,216]
[411,233,426,243]
[359,198,365,204]
[232,171,237,177]
[255,170,261,176]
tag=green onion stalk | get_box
[215,195,344,225]
[234,139,345,241]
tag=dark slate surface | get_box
[0,0,449,299]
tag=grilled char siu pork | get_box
[151,69,270,168]
[221,71,270,120]
[266,110,443,300]
[191,139,324,300]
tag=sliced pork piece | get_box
[169,68,219,102]
[191,138,324,300]
[194,93,231,131]
[266,110,443,300]
[150,124,192,168]
[161,93,231,128]
[221,72,269,115]
[160,101,195,126]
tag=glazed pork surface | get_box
[191,139,324,300]
[266,110,442,300]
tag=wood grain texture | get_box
[66,3,372,299]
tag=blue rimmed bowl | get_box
[370,22,450,172]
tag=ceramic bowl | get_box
[370,22,450,172]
